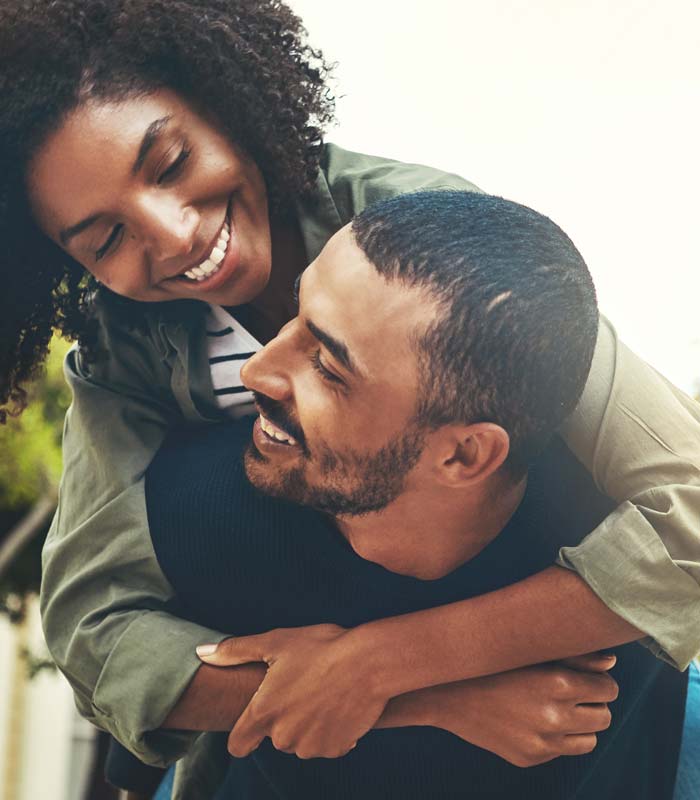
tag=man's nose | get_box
[139,195,199,265]
[241,323,296,401]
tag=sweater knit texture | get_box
[147,419,687,800]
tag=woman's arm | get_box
[201,567,640,758]
[166,649,618,766]
[556,315,700,669]
[40,319,229,768]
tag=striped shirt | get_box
[205,304,262,417]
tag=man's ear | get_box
[432,423,510,487]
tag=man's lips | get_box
[252,416,303,457]
[253,393,305,447]
[258,412,298,446]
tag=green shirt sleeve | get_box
[40,314,228,766]
[557,315,700,670]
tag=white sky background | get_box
[289,0,700,394]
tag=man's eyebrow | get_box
[306,320,358,376]
[131,115,172,175]
[59,115,174,247]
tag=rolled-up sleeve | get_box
[40,327,227,766]
[557,315,700,670]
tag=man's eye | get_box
[310,350,344,385]
[95,224,124,262]
[157,145,191,185]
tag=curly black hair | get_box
[0,0,334,421]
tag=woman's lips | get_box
[182,219,230,281]
[174,199,241,292]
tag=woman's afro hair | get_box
[0,0,335,420]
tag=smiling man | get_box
[145,191,689,799]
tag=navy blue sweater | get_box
[147,420,686,799]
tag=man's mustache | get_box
[253,392,307,449]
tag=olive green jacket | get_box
[40,144,700,767]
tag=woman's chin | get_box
[216,262,272,308]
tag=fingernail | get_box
[196,643,219,657]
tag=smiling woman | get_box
[27,91,270,305]
[0,0,332,419]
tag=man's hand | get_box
[197,623,387,759]
[420,652,619,767]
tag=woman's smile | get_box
[27,89,273,307]
[163,198,241,294]
[176,208,231,284]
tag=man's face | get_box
[241,225,440,516]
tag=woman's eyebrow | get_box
[59,212,102,246]
[131,115,172,175]
[59,115,174,246]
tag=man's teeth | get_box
[260,414,297,446]
[183,222,230,282]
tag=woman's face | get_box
[27,89,272,306]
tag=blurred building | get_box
[0,598,95,800]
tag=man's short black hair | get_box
[351,190,599,473]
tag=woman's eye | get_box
[95,224,124,262]
[310,350,344,385]
[157,145,191,185]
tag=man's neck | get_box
[335,476,527,580]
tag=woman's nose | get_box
[140,196,199,265]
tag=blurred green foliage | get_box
[0,337,72,616]
[0,338,70,509]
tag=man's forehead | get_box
[302,225,436,376]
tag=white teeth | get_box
[209,247,225,265]
[259,414,297,446]
[181,215,231,283]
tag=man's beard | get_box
[244,425,425,517]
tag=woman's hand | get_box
[421,653,618,767]
[197,624,388,759]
